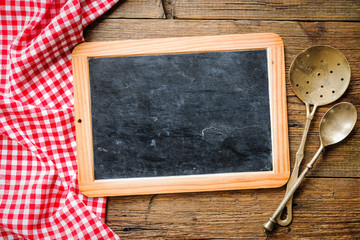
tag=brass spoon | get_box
[279,46,351,226]
[264,102,357,232]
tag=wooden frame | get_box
[72,33,289,197]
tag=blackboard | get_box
[89,50,272,179]
[73,34,289,197]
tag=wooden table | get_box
[83,1,360,239]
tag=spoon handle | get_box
[277,103,317,226]
[264,144,324,232]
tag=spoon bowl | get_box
[320,102,357,147]
[290,46,351,106]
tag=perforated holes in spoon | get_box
[289,46,351,106]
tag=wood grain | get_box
[106,178,360,239]
[73,33,289,197]
[84,19,360,49]
[172,0,360,21]
[84,19,360,178]
[72,56,95,185]
[102,0,165,19]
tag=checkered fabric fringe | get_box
[0,0,120,239]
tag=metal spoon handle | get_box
[277,103,317,226]
[264,144,324,232]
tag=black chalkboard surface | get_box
[73,34,289,197]
[89,50,272,180]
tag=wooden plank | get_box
[102,0,165,19]
[73,33,289,197]
[106,178,360,239]
[172,0,360,21]
[83,19,360,178]
[83,20,360,47]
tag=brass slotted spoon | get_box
[277,46,351,226]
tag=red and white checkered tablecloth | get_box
[0,0,121,239]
